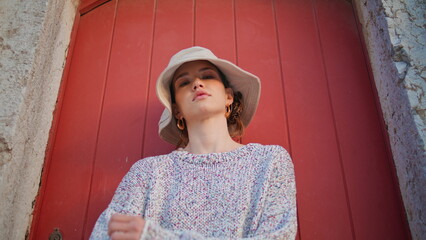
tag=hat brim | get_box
[156,55,261,146]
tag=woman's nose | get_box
[192,79,204,90]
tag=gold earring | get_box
[177,118,185,130]
[225,105,232,118]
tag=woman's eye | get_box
[178,80,189,87]
[202,75,215,79]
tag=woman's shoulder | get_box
[249,143,295,178]
[247,143,293,167]
[129,152,175,170]
[247,143,290,157]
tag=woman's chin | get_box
[185,108,226,121]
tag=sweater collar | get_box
[171,143,257,164]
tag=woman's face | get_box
[172,60,233,122]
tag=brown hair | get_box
[170,67,245,148]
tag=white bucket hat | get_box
[156,46,261,145]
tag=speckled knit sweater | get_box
[90,143,297,239]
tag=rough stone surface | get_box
[0,0,77,239]
[353,0,426,239]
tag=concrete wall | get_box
[353,0,425,239]
[0,0,424,239]
[0,0,77,239]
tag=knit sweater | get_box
[90,143,297,239]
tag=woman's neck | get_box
[184,116,243,154]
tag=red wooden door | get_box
[30,0,410,239]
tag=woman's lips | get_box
[193,91,211,101]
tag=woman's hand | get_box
[108,213,146,240]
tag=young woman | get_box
[90,46,297,239]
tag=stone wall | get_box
[0,0,77,239]
[353,0,425,239]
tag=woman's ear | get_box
[172,103,183,119]
[225,87,234,106]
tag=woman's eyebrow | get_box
[174,72,188,80]
[175,67,216,81]
[199,67,216,72]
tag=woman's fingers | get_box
[108,219,143,234]
[108,214,146,240]
[110,230,141,240]
[110,213,137,222]
[108,221,128,236]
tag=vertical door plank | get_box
[83,0,156,238]
[195,0,236,62]
[235,0,290,148]
[314,0,408,238]
[142,0,194,157]
[33,2,116,239]
[274,0,354,239]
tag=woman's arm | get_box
[247,146,297,239]
[90,159,151,240]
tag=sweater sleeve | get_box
[90,159,151,240]
[139,146,298,240]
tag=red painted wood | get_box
[31,0,410,239]
[195,0,236,62]
[274,0,353,239]
[31,1,116,239]
[235,0,290,148]
[79,0,110,14]
[314,0,410,239]
[82,0,156,238]
[142,0,194,157]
